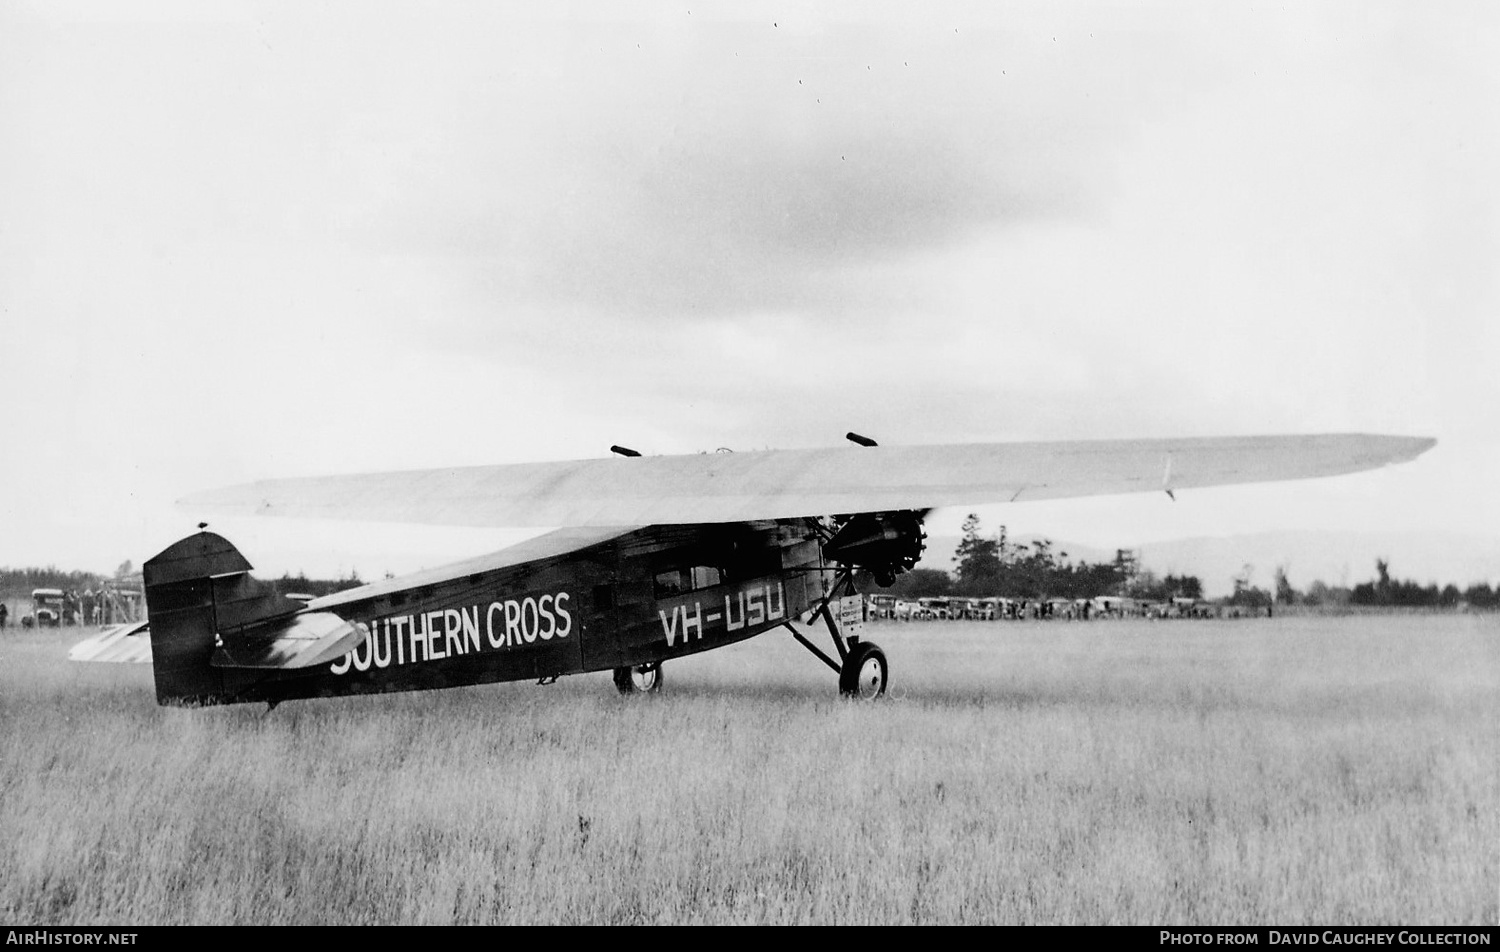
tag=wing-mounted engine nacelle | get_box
[822,510,926,587]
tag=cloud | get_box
[334,11,1178,322]
[5,3,1495,572]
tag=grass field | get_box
[1,614,1495,925]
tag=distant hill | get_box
[918,530,1500,598]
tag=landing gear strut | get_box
[783,568,888,700]
[613,662,662,695]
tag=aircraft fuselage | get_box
[144,522,830,706]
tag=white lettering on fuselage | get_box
[329,591,572,676]
[660,581,785,647]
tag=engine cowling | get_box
[822,510,927,586]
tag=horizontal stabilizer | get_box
[179,434,1436,528]
[69,621,153,664]
[211,610,365,670]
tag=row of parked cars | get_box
[864,594,1208,621]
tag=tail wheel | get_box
[839,641,888,700]
[613,663,663,695]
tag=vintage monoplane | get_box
[71,433,1433,707]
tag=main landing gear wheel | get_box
[839,641,888,700]
[613,663,663,695]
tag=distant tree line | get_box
[266,572,366,598]
[0,567,112,601]
[1278,558,1497,609]
[1,565,365,603]
[860,519,1499,611]
[864,515,1203,602]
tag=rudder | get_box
[143,531,304,706]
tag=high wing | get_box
[179,434,1434,529]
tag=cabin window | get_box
[653,565,724,598]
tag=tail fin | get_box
[143,531,305,706]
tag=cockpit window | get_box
[654,569,688,598]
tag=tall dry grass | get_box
[1,614,1494,924]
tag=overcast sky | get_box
[2,1,1495,579]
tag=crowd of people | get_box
[0,586,143,629]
